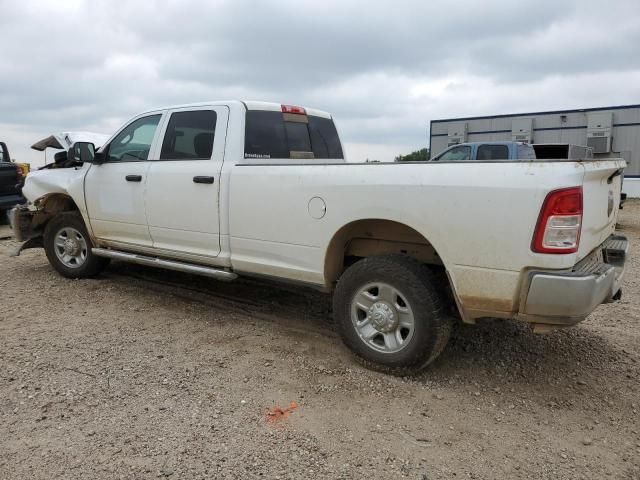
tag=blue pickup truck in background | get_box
[430,141,537,161]
[430,141,626,208]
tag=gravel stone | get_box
[0,201,639,479]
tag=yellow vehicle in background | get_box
[0,141,29,176]
[16,162,30,177]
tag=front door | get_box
[85,113,163,247]
[145,106,229,258]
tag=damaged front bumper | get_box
[9,205,35,242]
[8,205,44,256]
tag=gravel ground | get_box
[1,202,639,479]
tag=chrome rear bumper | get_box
[519,235,628,325]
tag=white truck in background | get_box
[10,101,629,373]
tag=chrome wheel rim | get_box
[350,282,415,354]
[54,227,88,268]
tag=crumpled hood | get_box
[31,132,110,151]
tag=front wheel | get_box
[43,212,109,278]
[333,255,452,374]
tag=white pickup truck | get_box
[10,100,629,373]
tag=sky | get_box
[1,0,640,166]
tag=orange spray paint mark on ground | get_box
[264,401,299,426]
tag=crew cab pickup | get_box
[10,101,629,372]
[431,141,536,161]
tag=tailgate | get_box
[578,159,627,261]
[0,163,19,196]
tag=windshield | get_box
[433,145,471,161]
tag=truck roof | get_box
[137,100,333,119]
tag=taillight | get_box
[281,104,306,115]
[14,163,23,184]
[532,186,583,254]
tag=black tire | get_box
[333,254,452,374]
[43,212,109,278]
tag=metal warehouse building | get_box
[429,104,640,198]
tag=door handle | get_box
[193,176,214,184]
[126,175,142,182]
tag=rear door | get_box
[144,106,229,258]
[577,159,627,260]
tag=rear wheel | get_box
[44,212,109,278]
[333,254,452,374]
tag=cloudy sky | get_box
[1,0,640,165]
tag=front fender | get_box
[23,165,89,214]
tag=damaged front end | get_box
[9,150,92,256]
[9,192,79,255]
[8,205,45,256]
[7,131,106,257]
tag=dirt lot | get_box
[1,202,639,480]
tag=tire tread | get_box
[333,254,452,375]
[43,212,109,279]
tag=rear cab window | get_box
[244,107,343,160]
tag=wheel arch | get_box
[323,218,448,288]
[35,193,80,214]
[14,193,86,246]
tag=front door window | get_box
[107,114,161,162]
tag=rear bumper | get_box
[519,235,628,325]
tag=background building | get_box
[429,104,640,197]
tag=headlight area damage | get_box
[9,132,101,256]
[9,205,44,255]
[9,194,79,256]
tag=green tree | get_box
[395,148,430,162]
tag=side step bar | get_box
[92,248,238,282]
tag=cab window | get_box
[107,114,161,162]
[244,110,343,160]
[477,144,509,160]
[437,145,472,161]
[160,110,217,160]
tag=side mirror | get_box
[68,142,101,164]
[93,150,106,165]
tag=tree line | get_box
[395,148,430,162]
